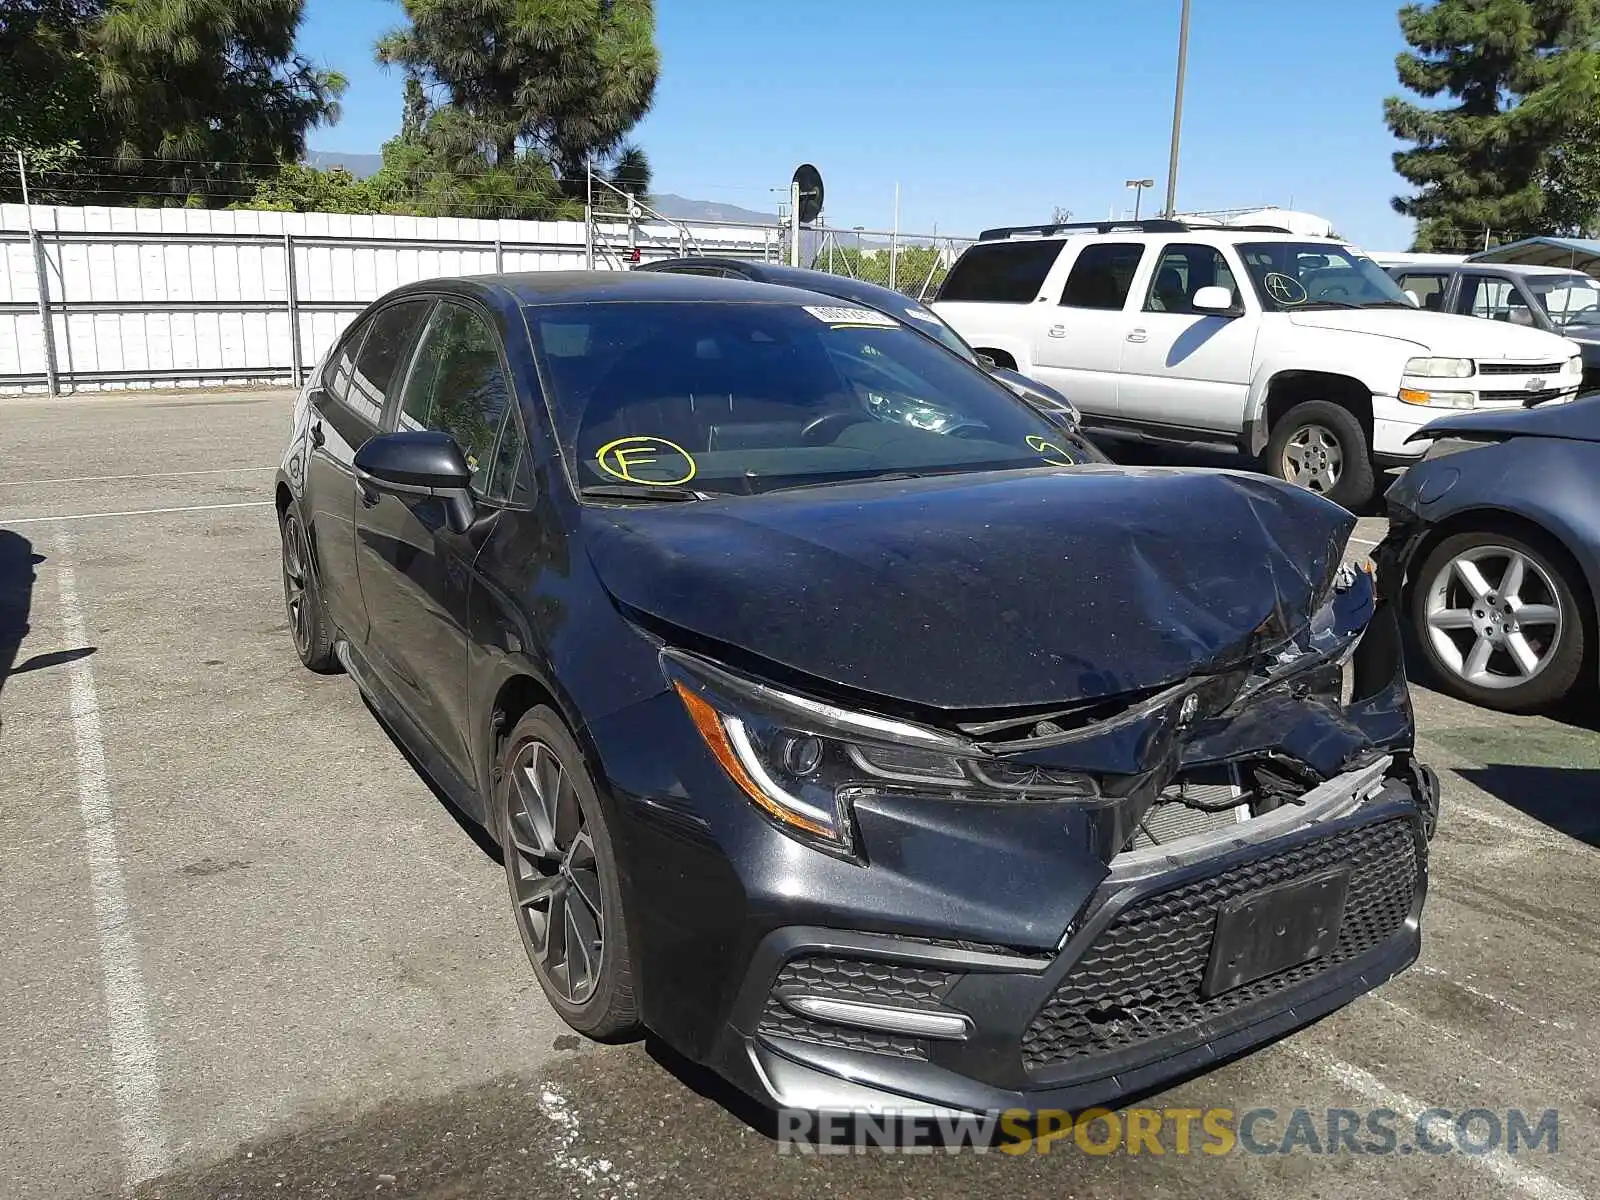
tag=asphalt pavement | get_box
[1,389,1596,1200]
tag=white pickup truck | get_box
[932,220,1583,508]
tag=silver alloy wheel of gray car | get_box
[1422,543,1565,689]
[505,739,605,1004]
[1280,424,1344,494]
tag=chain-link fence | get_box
[799,227,974,301]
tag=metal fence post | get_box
[284,233,303,388]
[29,230,60,396]
[494,237,504,273]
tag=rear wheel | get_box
[497,708,638,1039]
[1263,400,1376,510]
[279,507,339,673]
[1411,529,1587,712]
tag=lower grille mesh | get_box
[1021,819,1419,1075]
[757,955,962,1062]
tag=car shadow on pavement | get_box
[0,530,62,731]
[1455,766,1600,847]
[1455,765,1600,846]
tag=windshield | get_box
[1527,274,1600,325]
[525,301,1099,498]
[875,298,979,363]
[1236,242,1413,312]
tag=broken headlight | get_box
[1249,557,1376,697]
[664,650,1093,857]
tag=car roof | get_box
[1460,263,1591,277]
[646,257,934,305]
[382,269,857,308]
[974,229,1313,247]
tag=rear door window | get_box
[937,241,1062,303]
[344,299,431,425]
[1059,243,1146,310]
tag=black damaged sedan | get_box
[275,270,1438,1115]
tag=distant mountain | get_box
[304,150,383,178]
[648,193,776,224]
[295,158,912,244]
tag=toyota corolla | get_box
[275,270,1438,1116]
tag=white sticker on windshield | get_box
[802,305,900,328]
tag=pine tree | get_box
[376,0,658,190]
[1385,0,1600,251]
[96,0,344,205]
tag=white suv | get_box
[932,220,1583,508]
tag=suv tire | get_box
[1264,400,1376,510]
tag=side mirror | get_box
[1404,289,1421,308]
[354,429,476,534]
[976,352,998,370]
[1191,286,1239,315]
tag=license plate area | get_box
[1202,868,1350,997]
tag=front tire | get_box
[1263,400,1376,510]
[496,708,638,1040]
[279,507,339,673]
[1411,529,1587,712]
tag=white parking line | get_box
[1,500,273,526]
[1287,1044,1583,1200]
[57,538,171,1182]
[0,466,275,487]
[1413,964,1578,1033]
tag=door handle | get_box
[309,419,324,448]
[1126,329,1148,343]
[1048,325,1066,338]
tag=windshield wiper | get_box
[1296,299,1412,311]
[755,470,927,494]
[580,483,706,502]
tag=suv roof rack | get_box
[979,219,1188,240]
[976,219,1295,241]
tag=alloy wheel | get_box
[1280,424,1344,494]
[504,740,605,1005]
[281,513,312,657]
[1423,545,1564,689]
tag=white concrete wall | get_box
[0,204,782,394]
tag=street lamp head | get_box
[1126,178,1155,189]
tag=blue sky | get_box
[301,0,1419,250]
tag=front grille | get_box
[1477,361,1565,376]
[757,955,962,1062]
[1021,819,1418,1075]
[1480,387,1569,405]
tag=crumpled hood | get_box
[583,466,1354,712]
[1288,307,1578,359]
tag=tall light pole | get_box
[1125,178,1155,221]
[1163,0,1191,219]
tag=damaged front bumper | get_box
[604,550,1439,1117]
[709,754,1436,1116]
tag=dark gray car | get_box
[1385,261,1600,391]
[1378,395,1600,711]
